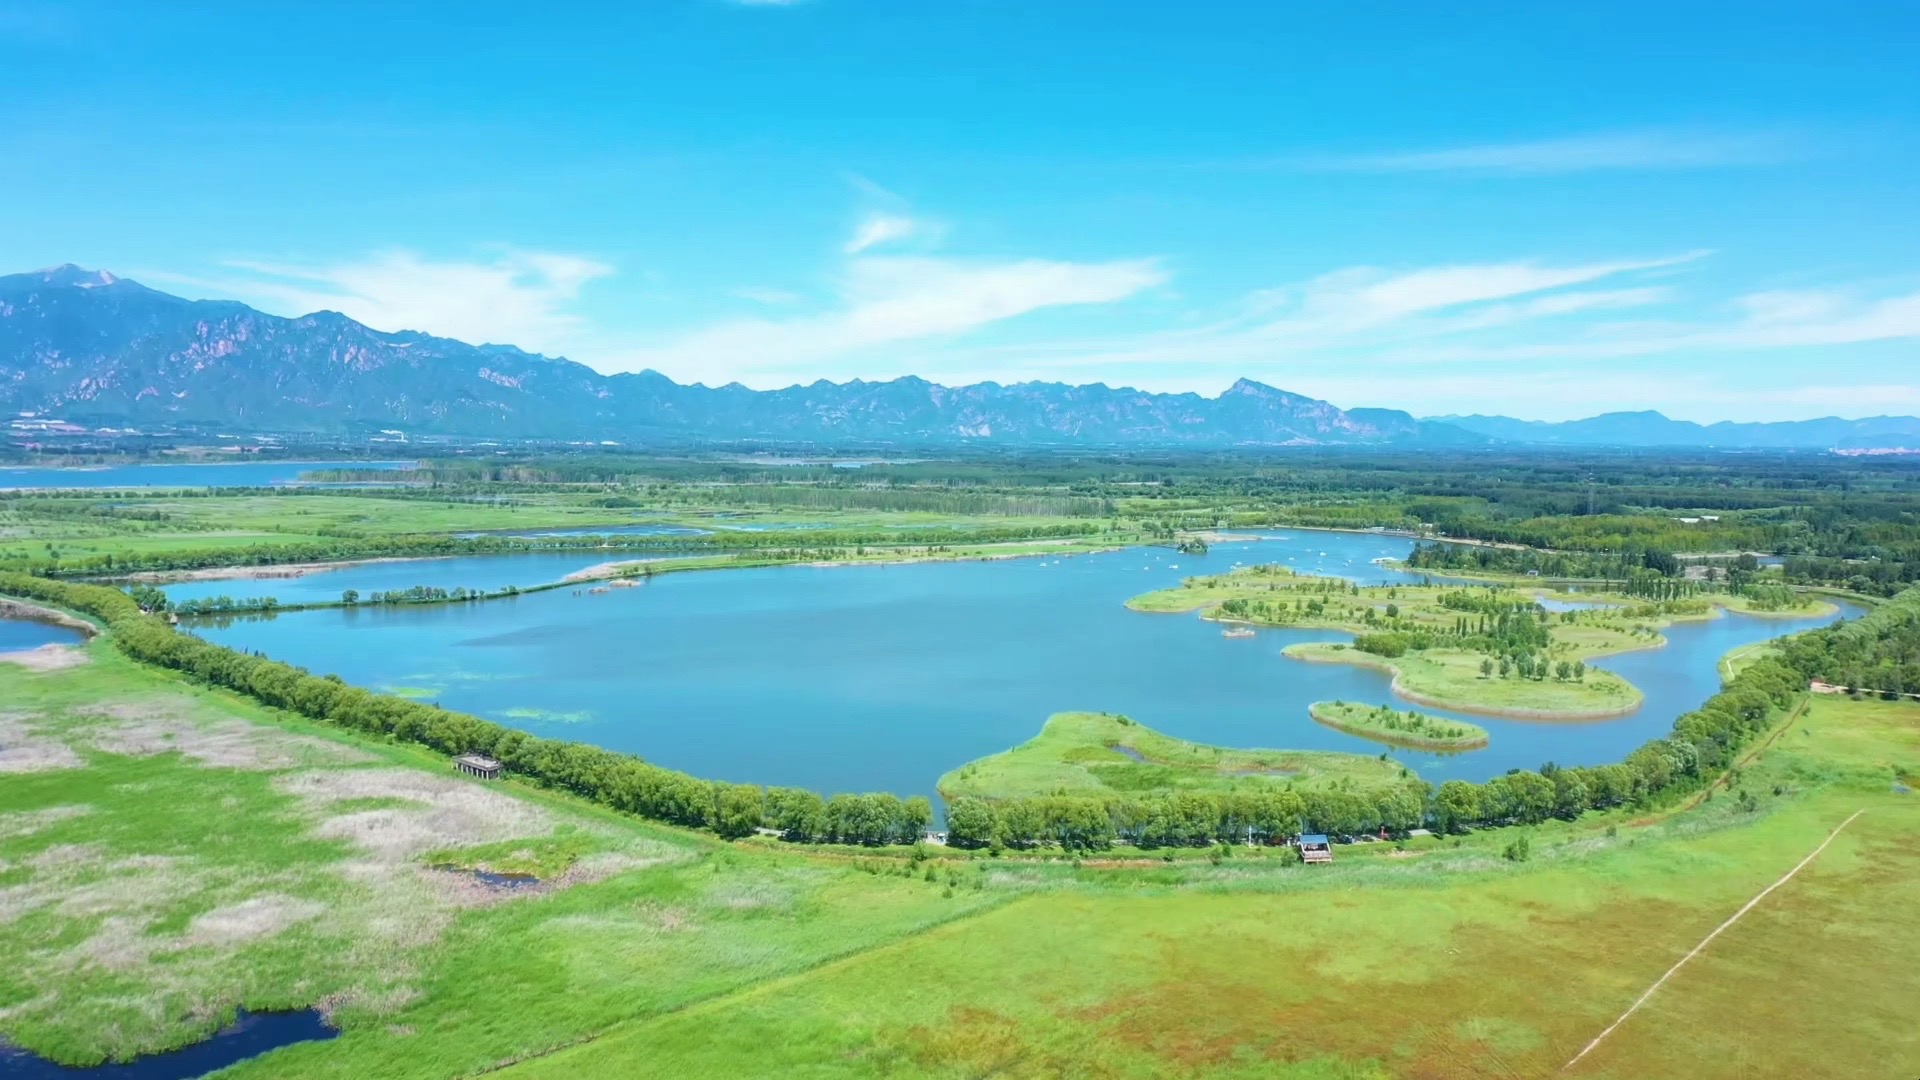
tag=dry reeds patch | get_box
[0,644,91,672]
[0,711,82,774]
[75,701,371,770]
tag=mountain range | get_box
[3,265,1915,451]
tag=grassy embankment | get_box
[2,488,1123,572]
[494,691,1920,1080]
[936,711,1409,801]
[1130,565,1649,719]
[1307,700,1489,750]
[0,646,1003,1075]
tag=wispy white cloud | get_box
[154,249,612,355]
[1297,129,1800,176]
[844,213,924,255]
[734,286,803,306]
[608,253,1166,381]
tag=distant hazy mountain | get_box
[6,265,1913,451]
[0,265,1460,447]
[1431,411,1920,451]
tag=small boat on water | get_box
[1221,626,1256,639]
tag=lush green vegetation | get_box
[1308,700,1489,749]
[498,691,1920,1080]
[6,447,1920,1077]
[934,712,1420,850]
[1133,566,1649,717]
[8,448,1919,595]
[1782,583,1920,694]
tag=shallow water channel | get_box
[179,532,1855,801]
[0,1010,335,1079]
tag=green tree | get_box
[1433,780,1482,833]
[944,798,997,848]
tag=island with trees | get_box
[1307,700,1489,750]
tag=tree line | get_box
[1781,587,1920,696]
[1,520,1105,578]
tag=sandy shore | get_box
[0,644,90,671]
[0,598,99,638]
[113,556,440,585]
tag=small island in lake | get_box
[1130,565,1655,720]
[1308,700,1489,750]
[937,710,1412,801]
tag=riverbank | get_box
[110,556,447,584]
[1307,700,1489,750]
[164,538,1141,620]
[0,597,100,637]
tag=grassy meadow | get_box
[498,693,1920,1080]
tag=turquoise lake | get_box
[181,531,1857,802]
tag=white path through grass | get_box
[1563,807,1868,1071]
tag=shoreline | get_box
[109,556,446,585]
[0,642,90,671]
[0,597,101,638]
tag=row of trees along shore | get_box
[4,570,1904,851]
[0,520,1104,578]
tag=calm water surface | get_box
[0,619,86,651]
[187,532,1854,800]
[158,552,638,607]
[0,461,412,491]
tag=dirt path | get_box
[1562,807,1868,1071]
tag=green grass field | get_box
[937,711,1419,801]
[499,693,1920,1080]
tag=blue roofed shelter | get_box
[1298,833,1333,864]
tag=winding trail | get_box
[1562,807,1867,1071]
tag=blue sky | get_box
[3,1,1917,421]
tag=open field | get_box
[497,693,1920,1080]
[937,711,1418,801]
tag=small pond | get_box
[0,618,87,652]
